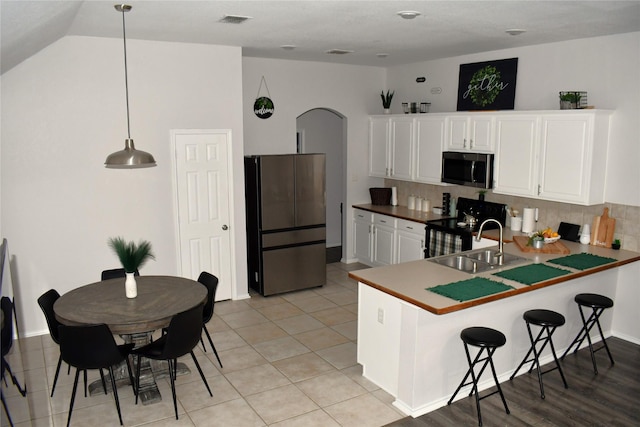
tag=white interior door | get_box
[173,130,232,301]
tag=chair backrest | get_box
[58,323,124,370]
[37,289,62,345]
[197,271,219,323]
[160,304,204,360]
[1,296,14,356]
[101,268,139,281]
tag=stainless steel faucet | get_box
[476,218,504,265]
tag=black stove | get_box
[424,197,507,258]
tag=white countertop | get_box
[349,239,640,315]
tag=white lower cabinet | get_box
[353,210,373,263]
[396,219,425,263]
[353,209,425,266]
[372,214,396,266]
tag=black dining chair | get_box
[58,323,135,427]
[2,296,27,396]
[131,303,212,420]
[37,289,70,397]
[197,271,223,368]
[101,268,139,281]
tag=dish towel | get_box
[493,263,571,285]
[547,252,618,270]
[427,278,514,302]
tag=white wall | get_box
[1,36,247,336]
[242,57,387,260]
[386,32,640,207]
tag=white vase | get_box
[125,272,137,298]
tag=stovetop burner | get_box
[427,197,507,233]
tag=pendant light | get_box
[105,4,156,168]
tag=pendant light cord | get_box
[121,7,131,140]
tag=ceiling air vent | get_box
[219,15,253,24]
[325,49,354,55]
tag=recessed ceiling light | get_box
[281,45,296,50]
[325,49,353,55]
[397,11,421,19]
[376,53,389,58]
[505,29,526,36]
[219,14,253,24]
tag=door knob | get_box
[222,225,228,230]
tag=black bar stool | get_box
[561,293,614,374]
[510,309,568,399]
[448,327,510,426]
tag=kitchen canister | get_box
[407,195,416,210]
[521,208,536,233]
[510,216,522,231]
[415,197,423,211]
[422,199,431,212]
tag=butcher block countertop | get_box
[349,239,640,315]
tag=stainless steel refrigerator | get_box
[244,154,326,296]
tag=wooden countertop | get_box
[349,240,640,315]
[353,204,448,223]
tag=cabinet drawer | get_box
[373,213,397,228]
[397,219,424,234]
[354,209,373,222]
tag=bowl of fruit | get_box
[528,228,560,246]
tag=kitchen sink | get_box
[429,249,529,274]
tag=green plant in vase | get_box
[380,90,394,112]
[108,237,155,298]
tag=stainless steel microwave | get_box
[441,151,494,189]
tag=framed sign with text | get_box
[457,58,518,111]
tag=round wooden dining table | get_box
[54,275,207,405]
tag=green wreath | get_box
[469,65,501,107]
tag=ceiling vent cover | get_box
[325,49,354,55]
[219,15,252,24]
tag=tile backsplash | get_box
[385,179,640,252]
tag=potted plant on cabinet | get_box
[108,237,155,298]
[380,90,394,114]
[559,92,582,109]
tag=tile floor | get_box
[2,262,407,427]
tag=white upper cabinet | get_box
[446,115,495,152]
[369,117,390,178]
[493,111,611,205]
[538,113,610,205]
[414,116,446,184]
[368,116,414,180]
[493,115,540,197]
[389,117,414,180]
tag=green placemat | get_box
[427,278,514,302]
[547,252,618,270]
[493,263,571,285]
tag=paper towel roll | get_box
[390,187,398,206]
[521,208,536,233]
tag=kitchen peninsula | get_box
[349,240,640,417]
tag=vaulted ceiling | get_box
[2,1,640,74]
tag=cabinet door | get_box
[538,115,592,204]
[446,116,468,150]
[493,116,540,197]
[373,224,395,266]
[389,117,414,180]
[414,116,446,184]
[396,220,425,263]
[469,117,494,151]
[369,117,390,177]
[353,209,373,265]
[353,219,373,265]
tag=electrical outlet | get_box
[377,307,384,324]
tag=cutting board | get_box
[591,207,616,248]
[513,236,570,254]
